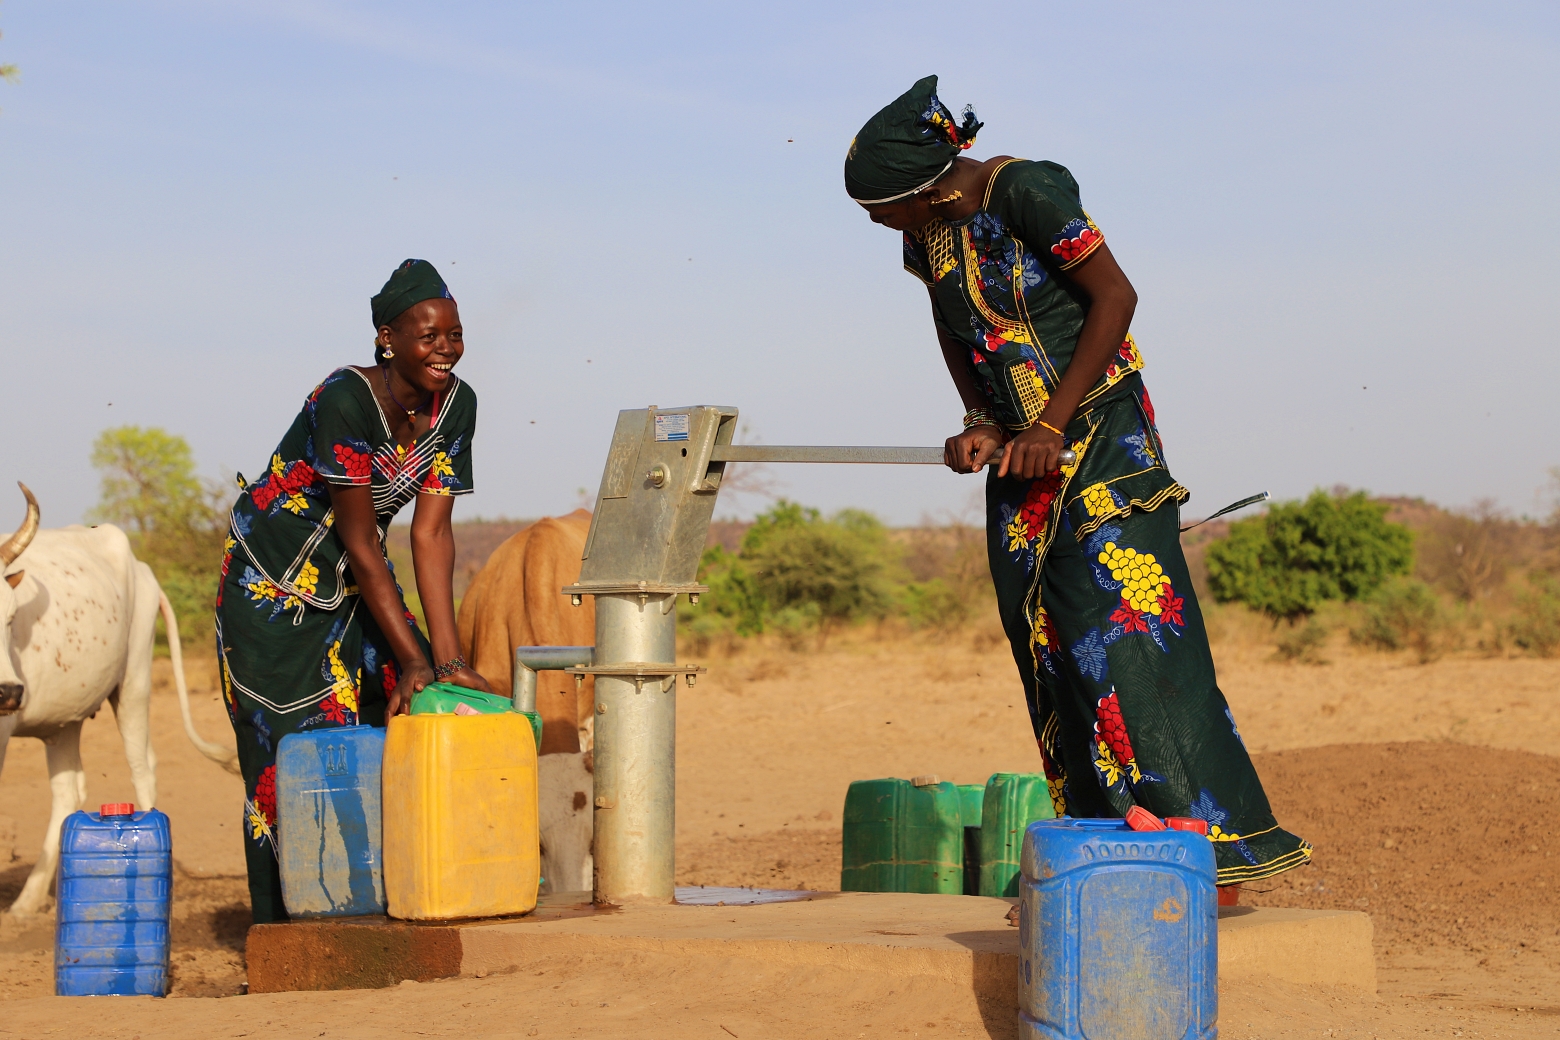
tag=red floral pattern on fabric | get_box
[1094,691,1139,783]
[1051,226,1101,264]
[1157,589,1185,628]
[381,658,400,693]
[1139,387,1157,430]
[253,765,277,830]
[1109,603,1150,634]
[333,443,372,481]
[319,693,350,725]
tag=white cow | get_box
[0,484,237,915]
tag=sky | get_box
[1,1,1557,528]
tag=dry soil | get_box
[0,629,1556,1038]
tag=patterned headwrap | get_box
[370,259,454,330]
[843,75,983,206]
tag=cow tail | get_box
[159,591,240,775]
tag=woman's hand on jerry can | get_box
[387,659,437,717]
[444,666,493,695]
[998,424,1067,481]
[944,424,1004,473]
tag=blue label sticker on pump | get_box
[654,414,690,442]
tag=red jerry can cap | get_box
[100,803,136,817]
[1165,816,1209,835]
[1125,805,1167,831]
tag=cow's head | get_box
[0,483,41,715]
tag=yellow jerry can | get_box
[382,712,540,920]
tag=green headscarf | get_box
[843,75,983,205]
[371,258,454,330]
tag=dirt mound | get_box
[1246,742,1560,952]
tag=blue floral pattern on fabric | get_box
[1189,789,1260,865]
[1119,427,1158,468]
[1071,628,1110,681]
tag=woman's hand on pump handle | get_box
[945,422,1067,480]
[944,424,1004,474]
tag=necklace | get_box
[380,363,432,423]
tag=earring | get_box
[377,338,394,360]
[927,189,964,207]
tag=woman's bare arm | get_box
[410,493,491,694]
[328,483,435,714]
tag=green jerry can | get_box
[978,772,1056,897]
[841,776,964,894]
[957,783,986,896]
[408,682,544,752]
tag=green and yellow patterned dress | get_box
[214,366,476,922]
[904,159,1310,885]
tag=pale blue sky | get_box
[1,2,1556,527]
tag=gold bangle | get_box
[1038,420,1064,437]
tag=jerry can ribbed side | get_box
[978,772,1055,897]
[840,778,964,894]
[55,807,172,996]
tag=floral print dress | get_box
[215,366,476,922]
[905,160,1310,885]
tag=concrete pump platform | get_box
[246,889,1374,998]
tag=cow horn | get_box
[0,483,40,567]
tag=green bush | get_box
[1351,577,1454,663]
[1205,490,1414,621]
[901,577,971,631]
[681,501,902,643]
[1505,572,1560,657]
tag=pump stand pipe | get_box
[511,646,596,714]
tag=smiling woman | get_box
[214,259,488,924]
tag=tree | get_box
[1,4,18,85]
[1204,489,1414,622]
[90,426,229,640]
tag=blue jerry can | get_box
[55,805,172,996]
[1018,818,1217,1040]
[277,725,387,917]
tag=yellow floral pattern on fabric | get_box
[1098,542,1170,616]
[294,561,320,597]
[1080,483,1119,518]
[325,638,359,714]
[244,571,300,613]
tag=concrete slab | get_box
[247,891,1375,998]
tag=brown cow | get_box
[457,509,595,894]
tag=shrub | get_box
[681,501,901,642]
[740,502,898,626]
[1351,578,1454,663]
[1505,572,1560,657]
[901,578,970,631]
[1205,489,1414,621]
[1274,617,1330,664]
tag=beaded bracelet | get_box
[434,654,468,681]
[962,408,998,430]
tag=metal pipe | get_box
[590,592,678,905]
[512,646,593,713]
[709,444,1075,466]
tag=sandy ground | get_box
[1,627,1557,1037]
